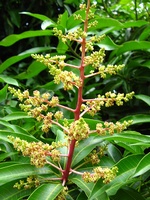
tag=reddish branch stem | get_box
[62,0,90,186]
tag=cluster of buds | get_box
[8,87,64,133]
[53,27,87,43]
[84,149,100,165]
[82,166,118,183]
[8,136,67,167]
[81,91,134,116]
[31,54,82,90]
[84,48,105,68]
[56,187,68,200]
[96,120,133,135]
[13,176,40,190]
[66,118,90,141]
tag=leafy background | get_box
[0,0,150,199]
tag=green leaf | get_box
[139,25,150,41]
[72,135,103,167]
[133,153,150,177]
[28,183,63,200]
[0,152,18,162]
[124,20,148,28]
[20,12,52,21]
[0,75,18,86]
[107,143,122,162]
[0,47,51,73]
[0,181,34,200]
[90,17,123,30]
[98,36,119,50]
[112,186,145,200]
[58,11,68,28]
[70,175,94,197]
[114,41,150,56]
[0,30,52,47]
[72,131,150,167]
[120,114,150,124]
[0,130,38,143]
[89,154,144,199]
[3,112,32,121]
[0,119,30,134]
[41,20,56,30]
[0,163,53,185]
[0,85,8,103]
[102,131,150,145]
[115,142,144,154]
[67,10,86,29]
[134,94,150,106]
[15,61,47,80]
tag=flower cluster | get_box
[84,48,105,68]
[96,120,133,135]
[56,187,68,200]
[81,91,134,116]
[85,149,100,165]
[13,176,40,190]
[66,118,90,141]
[98,64,124,78]
[82,166,118,183]
[8,136,65,167]
[8,87,64,133]
[53,27,87,43]
[31,54,82,90]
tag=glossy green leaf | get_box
[28,183,63,200]
[115,142,144,154]
[107,143,122,162]
[120,114,150,124]
[15,61,47,79]
[98,36,119,50]
[124,20,148,28]
[3,112,31,121]
[41,20,55,30]
[115,41,150,55]
[0,75,18,86]
[0,130,38,142]
[102,131,150,145]
[90,17,123,30]
[0,30,52,47]
[112,186,145,200]
[20,12,52,21]
[134,94,150,106]
[0,119,30,134]
[95,192,110,200]
[0,163,52,185]
[72,135,103,167]
[139,25,150,41]
[72,131,150,167]
[58,11,68,28]
[0,152,18,162]
[89,154,144,199]
[0,180,34,200]
[0,47,51,73]
[0,85,8,103]
[67,10,86,29]
[70,175,94,197]
[133,153,150,177]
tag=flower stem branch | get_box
[51,120,69,133]
[46,160,64,173]
[70,169,83,175]
[57,104,75,113]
